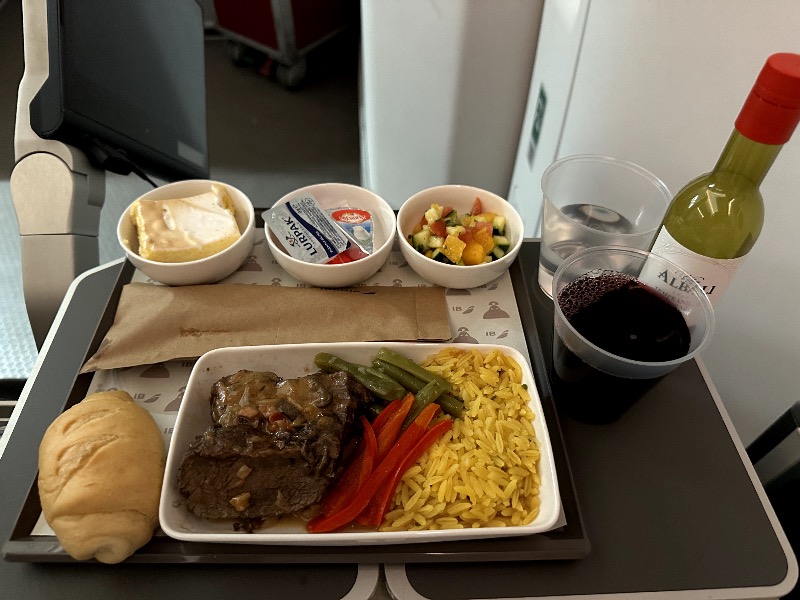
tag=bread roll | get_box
[37,390,165,564]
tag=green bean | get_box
[361,366,402,386]
[373,358,464,418]
[314,353,405,402]
[431,393,464,418]
[372,359,426,391]
[375,348,452,392]
[402,379,448,429]
[356,366,407,401]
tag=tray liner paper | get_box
[81,283,452,372]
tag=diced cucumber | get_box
[491,245,506,259]
[446,225,466,237]
[428,235,445,249]
[443,211,461,227]
[424,205,443,224]
[430,249,455,264]
[492,215,506,236]
[493,235,510,252]
[412,229,432,252]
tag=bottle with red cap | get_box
[650,52,800,304]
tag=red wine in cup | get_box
[559,272,690,362]
[553,272,690,423]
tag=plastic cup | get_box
[538,154,671,298]
[551,246,715,423]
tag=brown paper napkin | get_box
[81,283,452,372]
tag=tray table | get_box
[1,243,588,575]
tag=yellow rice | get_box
[380,347,541,531]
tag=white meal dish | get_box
[117,179,256,286]
[396,184,524,289]
[159,342,561,546]
[264,182,396,288]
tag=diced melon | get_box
[474,229,495,253]
[440,235,466,264]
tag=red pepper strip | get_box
[318,415,377,516]
[409,401,440,432]
[365,418,453,527]
[319,397,404,517]
[375,393,414,460]
[370,398,403,433]
[355,403,441,526]
[308,403,440,533]
[347,416,378,503]
[359,415,377,473]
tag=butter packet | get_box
[265,196,352,264]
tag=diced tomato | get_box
[473,221,493,236]
[471,197,483,216]
[429,219,447,238]
[458,228,474,244]
[440,206,454,218]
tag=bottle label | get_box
[649,227,745,304]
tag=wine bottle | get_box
[650,53,800,304]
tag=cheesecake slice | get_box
[130,185,241,263]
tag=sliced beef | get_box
[177,370,369,521]
[210,370,281,427]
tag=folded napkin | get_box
[81,283,452,372]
